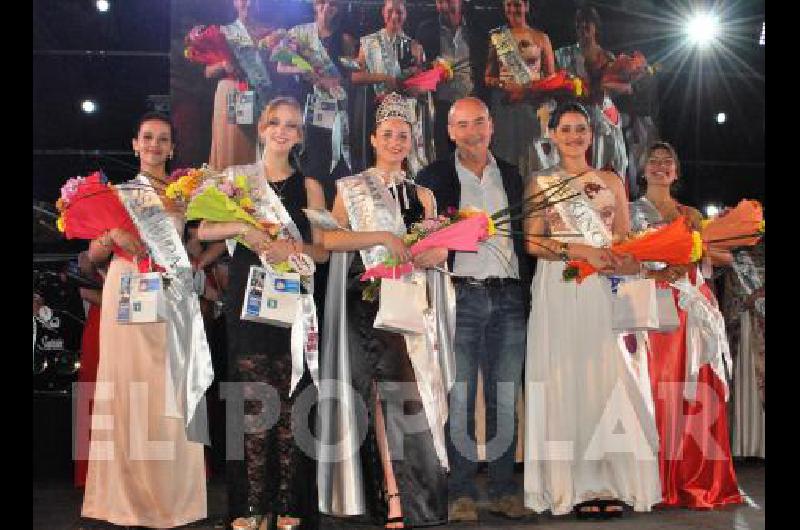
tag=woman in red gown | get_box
[630,141,742,508]
[74,251,105,488]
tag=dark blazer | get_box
[414,12,489,103]
[417,153,535,305]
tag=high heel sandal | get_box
[276,515,303,529]
[385,492,405,529]
[231,512,275,530]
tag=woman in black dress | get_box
[198,96,328,530]
[319,92,450,529]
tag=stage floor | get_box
[34,460,764,530]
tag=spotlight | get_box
[81,99,98,114]
[704,204,721,218]
[715,112,727,124]
[687,12,719,46]
[96,0,110,13]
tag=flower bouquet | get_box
[562,217,695,282]
[261,29,345,99]
[55,171,141,257]
[699,199,764,254]
[602,50,657,84]
[529,69,585,97]
[401,58,454,92]
[186,174,295,273]
[184,25,235,68]
[359,176,584,301]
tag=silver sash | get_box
[337,169,407,269]
[672,275,732,402]
[489,26,534,85]
[361,30,431,175]
[221,20,272,116]
[115,175,213,444]
[361,29,406,96]
[537,170,612,247]
[224,164,319,396]
[290,23,352,173]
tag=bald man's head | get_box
[447,97,493,155]
[447,97,489,125]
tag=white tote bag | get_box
[373,273,428,335]
[612,278,659,331]
[655,287,680,332]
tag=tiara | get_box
[375,92,415,125]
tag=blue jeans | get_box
[446,281,528,501]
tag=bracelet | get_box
[98,230,114,249]
[558,242,569,262]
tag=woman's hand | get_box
[405,85,425,97]
[647,264,687,283]
[242,226,271,251]
[412,247,449,269]
[205,60,233,79]
[260,239,297,264]
[382,232,412,263]
[410,41,425,64]
[582,247,615,273]
[317,76,341,93]
[109,228,147,258]
[610,252,641,275]
[383,75,399,91]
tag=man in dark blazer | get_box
[417,97,534,522]
[414,0,489,160]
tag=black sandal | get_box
[598,500,625,519]
[574,501,603,520]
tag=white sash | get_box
[537,170,613,247]
[337,169,407,269]
[361,29,406,96]
[114,174,213,443]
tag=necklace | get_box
[646,195,677,211]
[268,178,290,199]
[264,170,292,200]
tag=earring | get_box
[134,151,140,158]
[168,152,173,160]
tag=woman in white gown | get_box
[522,101,661,518]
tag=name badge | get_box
[311,96,337,130]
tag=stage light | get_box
[716,112,727,124]
[759,22,765,46]
[81,100,98,114]
[96,0,110,13]
[704,204,721,218]
[687,12,719,46]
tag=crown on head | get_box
[375,92,414,125]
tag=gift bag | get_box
[240,265,301,327]
[612,278,659,331]
[373,273,428,335]
[117,271,168,324]
[655,287,680,332]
